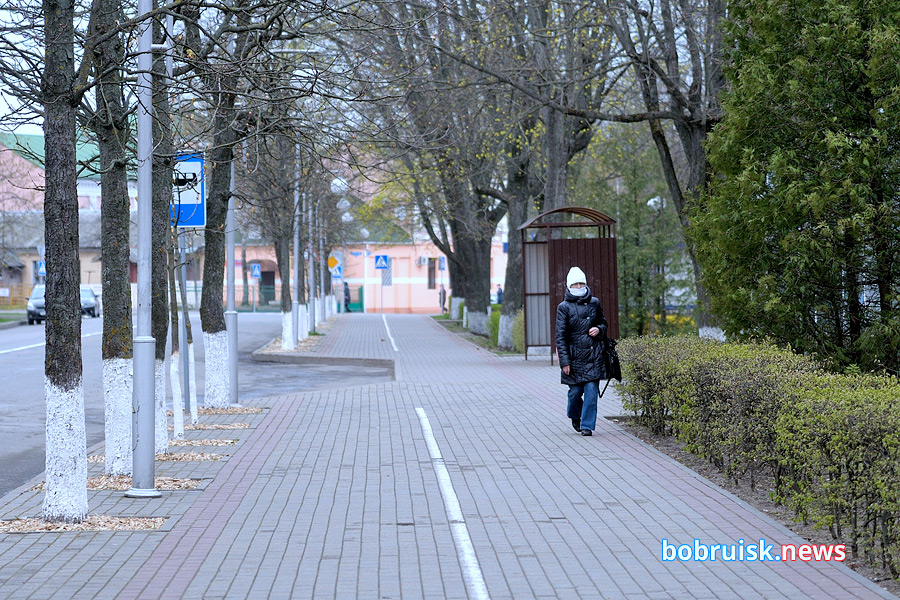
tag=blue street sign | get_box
[439,256,446,271]
[171,153,206,227]
[374,255,389,269]
[37,260,46,276]
[332,265,342,280]
[251,263,261,279]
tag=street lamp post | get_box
[225,161,238,405]
[127,0,160,498]
[331,177,350,315]
[308,191,316,334]
[292,143,301,346]
[318,206,325,322]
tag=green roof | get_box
[0,132,103,181]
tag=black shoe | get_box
[581,429,592,436]
[571,419,581,432]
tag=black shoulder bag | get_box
[599,337,622,398]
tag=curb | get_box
[0,439,107,509]
[249,346,395,379]
[0,320,25,330]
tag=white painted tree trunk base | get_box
[155,359,168,454]
[170,351,184,439]
[450,297,463,320]
[497,314,514,350]
[282,312,295,350]
[203,331,230,408]
[42,379,88,523]
[468,310,489,336]
[103,359,132,476]
[188,342,198,424]
[298,305,308,340]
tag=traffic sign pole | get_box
[251,263,261,313]
[374,255,389,314]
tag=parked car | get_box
[26,284,45,325]
[80,285,100,318]
[26,284,102,324]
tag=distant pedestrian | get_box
[496,284,503,305]
[439,284,447,314]
[555,266,607,436]
[343,282,351,312]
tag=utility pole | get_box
[308,192,316,334]
[127,0,160,498]
[226,160,238,405]
[318,207,325,322]
[292,143,300,346]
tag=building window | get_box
[427,258,436,289]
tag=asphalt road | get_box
[0,311,392,497]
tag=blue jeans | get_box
[567,380,599,431]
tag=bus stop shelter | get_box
[519,207,619,361]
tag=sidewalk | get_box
[0,313,896,599]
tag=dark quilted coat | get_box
[555,287,608,385]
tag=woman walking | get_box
[555,266,608,436]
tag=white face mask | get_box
[569,286,588,297]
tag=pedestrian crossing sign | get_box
[251,263,261,278]
[375,255,389,269]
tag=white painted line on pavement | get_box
[0,341,45,355]
[0,332,101,355]
[415,407,490,600]
[382,314,399,352]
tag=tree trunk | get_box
[93,0,133,476]
[460,232,493,336]
[42,0,87,522]
[543,105,568,212]
[498,181,529,349]
[152,35,172,452]
[275,234,294,349]
[200,105,234,407]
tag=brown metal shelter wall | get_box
[548,238,620,358]
[523,242,551,347]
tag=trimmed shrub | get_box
[618,334,900,575]
[618,335,714,436]
[512,309,525,353]
[775,375,900,573]
[489,304,501,346]
[683,342,818,488]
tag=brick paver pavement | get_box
[0,313,895,599]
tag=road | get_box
[0,311,391,497]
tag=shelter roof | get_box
[519,206,616,230]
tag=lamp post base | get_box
[125,487,162,498]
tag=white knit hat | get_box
[566,266,587,287]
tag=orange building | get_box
[221,239,508,315]
[339,240,507,314]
